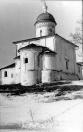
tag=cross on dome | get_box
[42,0,48,13]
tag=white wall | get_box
[75,44,82,62]
[55,36,76,73]
[42,70,55,83]
[15,34,82,83]
[35,22,55,37]
[42,54,56,70]
[15,59,21,84]
[1,68,15,85]
[16,42,29,56]
[76,64,82,79]
[41,35,81,82]
[20,48,42,86]
[16,36,56,56]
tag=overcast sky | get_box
[0,0,82,68]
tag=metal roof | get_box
[35,12,57,25]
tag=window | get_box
[24,58,28,63]
[66,60,68,70]
[11,74,13,78]
[49,28,52,33]
[4,71,7,77]
[78,66,80,73]
[40,30,42,36]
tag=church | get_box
[0,1,82,86]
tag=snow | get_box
[71,80,83,85]
[0,85,83,132]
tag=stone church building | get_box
[0,1,82,86]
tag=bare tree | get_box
[70,19,83,62]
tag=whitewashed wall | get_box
[76,64,82,79]
[75,44,82,62]
[16,36,56,56]
[39,36,56,51]
[82,67,83,79]
[55,36,76,73]
[35,22,55,37]
[42,53,56,70]
[14,59,21,84]
[20,48,42,86]
[1,68,15,85]
[40,53,57,83]
[41,35,81,82]
[16,42,29,56]
[42,70,55,83]
[15,34,82,83]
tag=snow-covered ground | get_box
[0,82,83,132]
[71,80,83,85]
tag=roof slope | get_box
[76,62,83,66]
[18,43,56,53]
[13,34,78,48]
[0,63,15,70]
[14,56,20,60]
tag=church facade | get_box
[0,2,82,86]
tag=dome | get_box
[35,12,57,25]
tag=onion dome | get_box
[35,0,57,25]
[35,12,57,25]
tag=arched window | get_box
[4,71,7,77]
[40,30,42,36]
[66,60,68,70]
[78,66,80,73]
[49,28,52,33]
[24,58,28,63]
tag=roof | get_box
[76,62,83,66]
[0,63,15,70]
[18,43,56,53]
[13,34,78,48]
[56,34,78,48]
[35,12,57,25]
[40,50,56,55]
[13,35,54,44]
[18,43,42,52]
[14,56,20,60]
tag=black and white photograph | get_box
[0,0,83,132]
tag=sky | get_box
[0,0,82,68]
